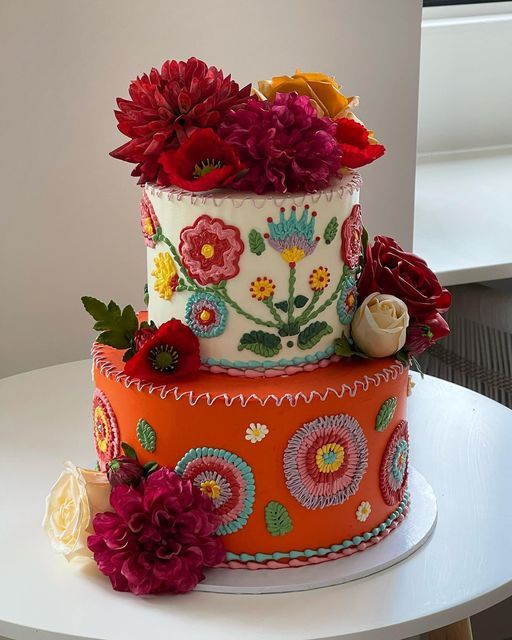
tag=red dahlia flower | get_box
[159,128,243,191]
[219,92,342,194]
[88,468,225,595]
[110,58,251,185]
[124,319,200,384]
[335,118,385,169]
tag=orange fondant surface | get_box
[93,344,409,558]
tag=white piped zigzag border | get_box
[147,173,362,209]
[92,343,405,408]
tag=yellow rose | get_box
[257,69,358,118]
[351,293,409,358]
[42,461,111,561]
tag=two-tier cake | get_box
[43,58,451,595]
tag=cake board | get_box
[196,467,436,594]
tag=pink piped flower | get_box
[179,214,244,285]
[341,204,363,269]
[139,191,160,248]
[219,92,342,194]
[87,468,226,595]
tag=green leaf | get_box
[249,229,265,256]
[238,331,282,357]
[323,216,339,244]
[361,225,369,253]
[275,300,288,313]
[297,321,333,350]
[143,461,159,476]
[143,283,149,307]
[81,295,138,350]
[121,442,137,459]
[410,355,425,379]
[294,294,308,309]
[278,321,300,337]
[265,501,293,536]
[122,348,135,362]
[334,334,370,359]
[375,397,398,432]
[395,349,411,367]
[136,419,157,453]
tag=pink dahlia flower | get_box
[87,468,225,595]
[219,93,342,194]
[111,57,251,185]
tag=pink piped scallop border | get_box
[202,354,342,378]
[92,343,405,407]
[147,172,362,209]
[217,505,409,570]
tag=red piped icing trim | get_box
[217,504,409,570]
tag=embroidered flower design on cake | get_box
[92,389,120,471]
[309,266,331,291]
[341,204,363,269]
[139,191,160,248]
[179,214,244,286]
[336,271,358,324]
[185,291,227,338]
[249,277,276,301]
[152,252,179,301]
[175,447,255,535]
[356,500,372,522]
[380,419,409,506]
[265,206,319,268]
[283,413,368,509]
[245,422,269,444]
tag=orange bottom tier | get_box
[92,343,410,568]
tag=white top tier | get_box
[145,173,361,375]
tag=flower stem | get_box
[296,290,322,325]
[215,287,280,328]
[264,298,285,326]
[301,275,345,324]
[287,267,296,324]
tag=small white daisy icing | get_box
[356,500,371,522]
[245,422,269,444]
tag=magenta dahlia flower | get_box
[111,57,251,185]
[87,468,226,595]
[218,92,342,193]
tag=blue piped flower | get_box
[337,272,358,324]
[265,206,319,267]
[185,291,227,338]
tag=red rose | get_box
[405,314,450,356]
[124,319,200,384]
[335,118,385,169]
[158,128,244,191]
[358,236,451,321]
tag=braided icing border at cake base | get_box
[201,354,342,377]
[217,493,410,570]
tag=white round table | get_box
[1,362,511,640]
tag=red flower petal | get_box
[335,118,386,169]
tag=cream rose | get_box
[351,293,409,358]
[42,461,111,561]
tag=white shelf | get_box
[413,147,512,286]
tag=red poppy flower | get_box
[124,319,200,384]
[158,129,244,191]
[335,118,385,169]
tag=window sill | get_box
[413,147,512,286]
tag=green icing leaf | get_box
[249,229,265,256]
[334,334,369,359]
[143,283,149,307]
[238,331,282,357]
[265,501,293,536]
[81,296,138,350]
[294,294,308,309]
[297,321,333,350]
[375,397,398,432]
[395,349,411,367]
[278,321,301,337]
[136,419,157,453]
[121,442,137,459]
[275,300,288,313]
[323,216,339,244]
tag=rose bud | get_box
[133,325,157,352]
[351,292,409,358]
[106,456,145,488]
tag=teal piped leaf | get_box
[238,331,282,357]
[81,296,138,350]
[265,501,293,536]
[323,217,339,244]
[375,397,398,432]
[249,229,265,256]
[136,419,157,452]
[275,300,289,313]
[121,442,137,459]
[294,294,308,309]
[297,321,333,350]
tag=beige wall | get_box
[0,0,422,377]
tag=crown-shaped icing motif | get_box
[265,206,319,268]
